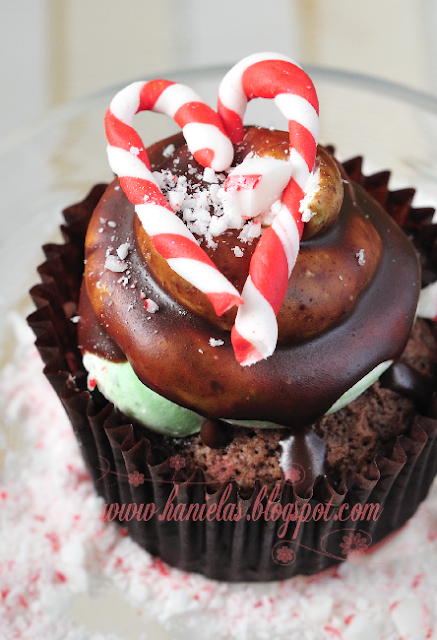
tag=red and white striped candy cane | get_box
[218,53,319,365]
[105,80,241,317]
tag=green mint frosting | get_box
[83,352,393,436]
[82,353,203,436]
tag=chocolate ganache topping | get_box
[79,127,420,430]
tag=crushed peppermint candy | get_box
[104,254,128,272]
[300,164,322,223]
[231,246,244,258]
[2,313,437,639]
[203,167,219,183]
[162,143,175,158]
[116,242,130,260]
[209,338,224,347]
[152,159,323,252]
[144,298,159,313]
[356,249,366,265]
[238,220,262,243]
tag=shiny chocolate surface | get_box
[79,134,420,429]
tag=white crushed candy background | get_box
[1,313,437,640]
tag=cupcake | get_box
[28,53,437,581]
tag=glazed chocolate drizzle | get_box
[380,360,434,413]
[79,175,420,430]
[279,429,327,494]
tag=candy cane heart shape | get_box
[218,53,319,365]
[104,80,242,317]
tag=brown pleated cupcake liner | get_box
[27,171,437,582]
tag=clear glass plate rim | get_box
[2,64,437,159]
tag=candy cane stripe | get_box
[272,204,301,272]
[209,293,245,319]
[136,204,203,241]
[119,177,170,208]
[288,148,311,190]
[151,233,218,265]
[106,146,155,181]
[175,102,228,134]
[182,122,234,171]
[139,79,176,111]
[232,275,278,363]
[219,53,319,365]
[242,60,319,113]
[105,111,151,169]
[249,228,289,314]
[217,52,296,143]
[109,81,145,121]
[275,93,319,141]
[152,83,204,118]
[288,121,318,171]
[167,258,243,315]
[105,79,242,318]
[230,327,264,367]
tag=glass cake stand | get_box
[1,65,437,639]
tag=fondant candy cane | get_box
[218,53,319,365]
[105,80,241,317]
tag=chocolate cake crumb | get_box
[133,318,437,491]
[315,317,437,479]
[130,319,437,491]
[400,317,437,376]
[183,428,284,493]
[315,383,416,478]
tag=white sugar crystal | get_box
[301,595,333,624]
[153,171,167,189]
[300,165,322,222]
[391,595,427,638]
[238,220,262,242]
[343,614,380,640]
[144,299,159,313]
[108,220,117,228]
[169,190,185,211]
[203,167,218,183]
[209,183,222,205]
[116,242,130,260]
[209,338,224,347]
[0,321,436,639]
[231,246,244,257]
[104,255,128,272]
[70,316,80,324]
[130,146,140,156]
[209,215,227,237]
[356,249,366,265]
[183,208,196,223]
[163,143,175,158]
